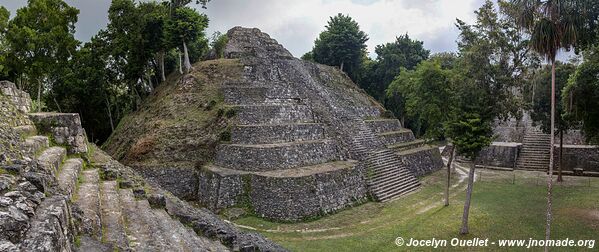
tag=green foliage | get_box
[446,113,493,159]
[165,6,208,48]
[0,6,9,78]
[311,13,368,81]
[4,0,79,100]
[364,34,430,101]
[300,51,314,62]
[563,47,599,144]
[530,62,576,134]
[387,59,453,140]
[210,31,228,59]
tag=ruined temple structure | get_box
[194,27,443,221]
[0,81,285,251]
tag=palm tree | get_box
[509,0,584,249]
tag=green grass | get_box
[233,167,599,252]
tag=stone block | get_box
[377,129,415,146]
[477,142,521,168]
[29,113,88,154]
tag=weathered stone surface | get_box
[477,142,521,168]
[134,164,198,200]
[377,129,416,146]
[57,158,83,198]
[365,119,402,134]
[215,140,339,171]
[29,112,88,154]
[20,196,72,252]
[0,81,31,113]
[36,146,67,177]
[74,170,101,239]
[233,104,315,124]
[99,181,129,251]
[554,145,599,173]
[23,136,49,156]
[397,146,444,177]
[231,123,325,144]
[225,26,294,59]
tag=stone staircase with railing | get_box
[516,128,551,171]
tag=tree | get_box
[563,47,599,145]
[4,0,79,111]
[0,7,9,79]
[165,6,208,73]
[508,0,586,245]
[530,62,576,182]
[366,34,430,101]
[311,13,368,81]
[210,31,228,59]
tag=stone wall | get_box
[477,142,521,168]
[554,145,599,173]
[134,164,199,200]
[398,146,444,177]
[215,140,339,171]
[231,123,325,144]
[29,113,88,154]
[0,81,31,114]
[198,162,368,221]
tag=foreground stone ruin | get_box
[0,81,285,251]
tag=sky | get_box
[0,0,574,60]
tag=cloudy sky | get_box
[1,0,574,60]
[0,0,488,57]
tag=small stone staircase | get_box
[516,129,551,171]
[345,116,420,202]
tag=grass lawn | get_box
[233,164,599,251]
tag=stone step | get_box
[13,125,37,137]
[23,136,49,155]
[215,139,338,171]
[75,169,102,239]
[376,129,415,146]
[371,174,419,193]
[379,181,421,202]
[222,85,302,105]
[56,158,83,198]
[232,104,314,124]
[150,207,228,251]
[364,119,402,134]
[231,123,325,144]
[119,188,173,251]
[100,181,129,250]
[369,170,414,187]
[36,146,67,177]
[388,139,426,151]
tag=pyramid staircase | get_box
[516,128,551,171]
[345,116,421,202]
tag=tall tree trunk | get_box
[545,61,556,251]
[37,80,42,112]
[159,51,166,82]
[460,161,476,235]
[183,40,192,72]
[445,144,456,206]
[178,50,183,74]
[340,61,344,72]
[105,96,114,132]
[558,130,563,182]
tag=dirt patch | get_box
[559,208,599,229]
[126,134,157,161]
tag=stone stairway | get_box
[18,132,228,251]
[516,129,551,171]
[345,116,421,202]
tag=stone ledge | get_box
[365,119,402,134]
[233,104,314,124]
[215,139,339,171]
[231,123,325,144]
[377,129,415,146]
